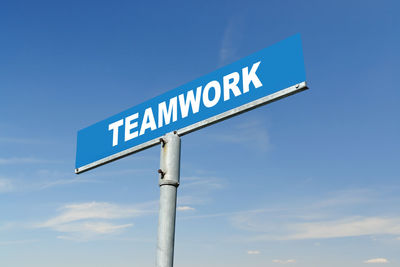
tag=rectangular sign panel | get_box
[75,34,307,173]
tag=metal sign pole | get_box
[156,131,181,267]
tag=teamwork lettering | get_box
[108,62,262,147]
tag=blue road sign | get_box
[75,34,307,173]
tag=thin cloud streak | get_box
[53,222,133,234]
[0,169,103,193]
[37,201,157,241]
[311,188,376,209]
[218,13,246,66]
[35,169,102,190]
[0,137,52,145]
[177,206,195,211]
[205,119,270,152]
[180,176,226,190]
[178,175,227,206]
[0,178,14,193]
[38,202,148,227]
[364,258,389,264]
[272,259,296,264]
[284,217,400,240]
[180,208,281,221]
[0,176,98,193]
[0,239,39,246]
[0,157,60,165]
[238,215,400,241]
[38,177,99,189]
[225,187,400,241]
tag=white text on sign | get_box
[108,61,262,147]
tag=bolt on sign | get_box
[75,34,307,174]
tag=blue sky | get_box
[0,0,399,266]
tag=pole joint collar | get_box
[159,179,180,187]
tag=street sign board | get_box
[75,34,307,173]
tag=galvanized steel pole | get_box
[156,131,181,267]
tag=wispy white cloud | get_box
[233,212,400,241]
[311,188,375,209]
[0,137,51,145]
[0,221,25,231]
[364,258,389,264]
[0,239,39,246]
[0,157,59,165]
[181,208,279,221]
[228,188,400,241]
[283,217,400,240]
[38,177,98,190]
[177,195,206,206]
[177,206,195,211]
[272,259,296,264]
[181,176,226,190]
[229,208,288,234]
[37,201,156,241]
[87,168,152,177]
[38,202,145,227]
[35,169,103,190]
[219,14,246,66]
[0,178,14,193]
[247,250,260,255]
[0,170,100,193]
[180,211,236,220]
[53,222,133,235]
[204,119,270,152]
[178,175,227,207]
